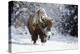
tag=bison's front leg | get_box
[39,32,47,43]
[31,33,38,44]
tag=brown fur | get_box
[27,9,52,44]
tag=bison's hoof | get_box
[33,43,39,45]
[33,41,37,45]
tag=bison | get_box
[27,8,53,44]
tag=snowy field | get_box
[11,26,78,53]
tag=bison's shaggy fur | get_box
[27,8,52,44]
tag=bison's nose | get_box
[43,38,47,42]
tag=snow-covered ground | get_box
[10,26,78,53]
